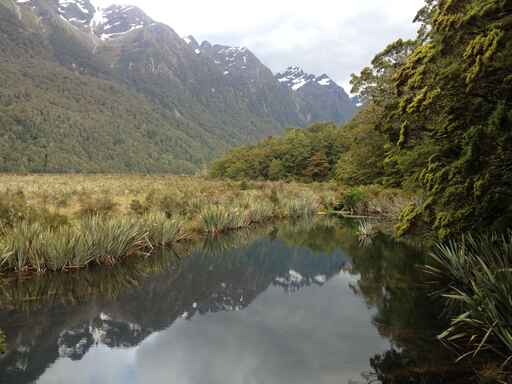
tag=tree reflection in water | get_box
[0,218,494,383]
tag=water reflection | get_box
[0,219,461,383]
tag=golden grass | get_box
[0,174,337,274]
[0,174,334,216]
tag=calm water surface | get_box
[0,219,449,383]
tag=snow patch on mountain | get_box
[90,7,107,28]
[59,0,90,15]
[90,4,151,40]
[276,66,336,91]
[205,45,251,75]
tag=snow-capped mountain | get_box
[276,66,335,90]
[276,66,356,124]
[91,4,153,40]
[2,0,356,173]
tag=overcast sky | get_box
[93,0,425,91]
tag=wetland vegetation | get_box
[0,175,335,273]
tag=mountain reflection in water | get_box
[0,219,465,383]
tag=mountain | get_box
[276,66,356,124]
[197,41,306,127]
[0,0,356,173]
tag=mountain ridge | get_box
[1,0,356,173]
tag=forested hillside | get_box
[212,0,512,238]
[0,0,356,173]
[210,123,344,182]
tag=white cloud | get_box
[93,0,425,91]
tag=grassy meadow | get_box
[0,174,342,274]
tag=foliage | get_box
[210,122,345,182]
[425,232,512,368]
[345,0,512,237]
[334,105,389,186]
[337,187,369,213]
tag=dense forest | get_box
[212,0,512,239]
[210,123,344,182]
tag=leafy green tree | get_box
[210,122,344,182]
[268,159,286,181]
[390,0,512,237]
[335,105,388,185]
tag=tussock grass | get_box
[142,213,187,246]
[356,218,379,246]
[0,217,148,272]
[425,231,512,368]
[0,175,330,273]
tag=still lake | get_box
[0,218,451,383]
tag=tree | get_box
[335,105,387,185]
[304,151,330,182]
[268,159,286,181]
[209,122,344,182]
[390,0,512,237]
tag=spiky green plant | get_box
[199,206,233,234]
[142,212,187,246]
[356,218,378,247]
[425,232,512,367]
[0,222,48,272]
[248,202,275,223]
[285,196,318,218]
[0,217,151,272]
[79,216,148,266]
[43,225,90,271]
[357,219,377,238]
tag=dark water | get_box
[0,219,461,383]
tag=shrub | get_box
[337,188,369,213]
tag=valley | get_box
[0,0,356,173]
[0,0,511,382]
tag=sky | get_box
[93,0,425,91]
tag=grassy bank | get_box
[0,174,338,274]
